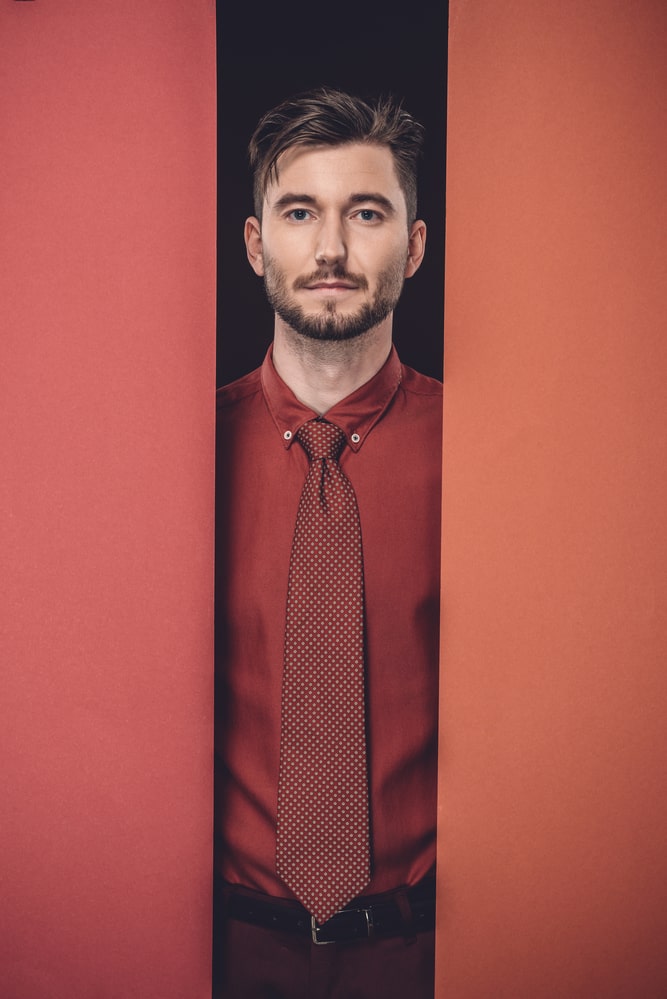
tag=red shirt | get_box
[215,345,442,899]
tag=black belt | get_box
[219,875,436,945]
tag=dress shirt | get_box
[215,344,442,900]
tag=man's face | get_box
[244,143,426,342]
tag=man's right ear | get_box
[244,217,265,277]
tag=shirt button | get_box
[283,430,292,441]
[351,433,360,444]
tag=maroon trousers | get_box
[213,915,435,999]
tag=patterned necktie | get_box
[276,418,371,925]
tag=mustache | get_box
[293,266,369,291]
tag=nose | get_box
[315,214,347,266]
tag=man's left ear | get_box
[405,220,427,279]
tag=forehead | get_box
[264,142,406,215]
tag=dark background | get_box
[216,2,448,387]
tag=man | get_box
[215,87,442,998]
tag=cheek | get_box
[262,227,303,260]
[364,242,409,281]
[274,243,310,277]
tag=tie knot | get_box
[297,420,346,462]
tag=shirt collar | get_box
[260,344,403,453]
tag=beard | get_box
[262,255,407,342]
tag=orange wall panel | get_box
[437,1,667,996]
[1,2,216,996]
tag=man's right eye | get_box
[287,209,312,221]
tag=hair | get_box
[248,86,425,224]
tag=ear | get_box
[405,220,427,279]
[244,216,265,276]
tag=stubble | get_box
[262,256,406,344]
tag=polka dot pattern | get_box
[276,418,371,926]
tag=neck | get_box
[272,317,394,415]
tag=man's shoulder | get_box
[216,365,263,414]
[399,362,443,401]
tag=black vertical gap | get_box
[213,5,449,985]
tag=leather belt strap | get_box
[219,876,436,946]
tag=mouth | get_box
[295,268,368,293]
[304,281,358,292]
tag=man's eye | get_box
[287,208,311,221]
[356,209,380,222]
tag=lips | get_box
[306,281,358,291]
[294,269,369,292]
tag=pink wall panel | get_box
[1,2,216,996]
[437,1,667,996]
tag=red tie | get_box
[276,418,371,925]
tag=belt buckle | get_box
[310,906,374,946]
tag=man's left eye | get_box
[356,209,379,222]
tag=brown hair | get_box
[248,87,425,224]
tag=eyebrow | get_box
[348,193,397,215]
[270,192,397,216]
[271,194,317,212]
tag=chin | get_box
[286,310,384,343]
